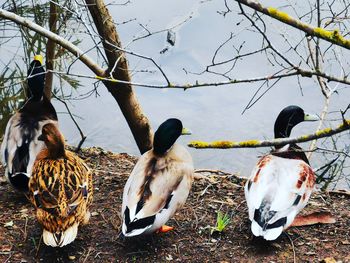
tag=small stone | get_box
[4,221,14,228]
[68,255,76,260]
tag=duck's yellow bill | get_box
[304,113,319,121]
[181,127,192,135]
[34,54,43,65]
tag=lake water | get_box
[1,0,350,179]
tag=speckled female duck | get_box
[1,55,57,191]
[29,123,93,247]
[121,118,194,237]
[245,105,318,240]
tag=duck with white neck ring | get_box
[245,105,319,241]
[121,118,194,237]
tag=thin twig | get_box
[52,94,87,151]
[284,232,296,263]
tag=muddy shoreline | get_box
[0,147,349,262]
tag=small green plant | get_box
[210,211,230,234]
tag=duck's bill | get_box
[34,54,43,65]
[181,127,192,135]
[304,113,319,121]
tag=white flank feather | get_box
[43,223,79,247]
[122,224,152,237]
[1,117,57,182]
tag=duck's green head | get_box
[153,118,183,155]
[274,105,318,139]
[27,54,45,101]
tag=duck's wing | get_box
[1,107,57,191]
[122,152,193,236]
[1,114,40,190]
[1,114,28,170]
[29,152,92,233]
[245,154,315,240]
[63,152,93,211]
[1,114,16,166]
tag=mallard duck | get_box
[28,123,93,247]
[0,55,57,191]
[245,105,318,241]
[121,118,194,237]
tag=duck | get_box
[121,118,194,237]
[28,123,93,247]
[0,55,58,191]
[245,105,318,241]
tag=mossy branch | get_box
[236,0,350,50]
[188,120,350,149]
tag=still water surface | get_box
[2,0,350,178]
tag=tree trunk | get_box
[85,0,153,154]
[44,1,57,100]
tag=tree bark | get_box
[44,1,57,100]
[85,0,153,154]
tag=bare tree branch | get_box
[0,5,153,154]
[1,7,350,91]
[0,8,104,76]
[52,93,87,152]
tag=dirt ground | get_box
[0,147,349,262]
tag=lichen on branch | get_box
[236,0,350,50]
[188,120,350,149]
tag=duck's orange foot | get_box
[158,225,174,233]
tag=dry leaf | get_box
[0,245,12,252]
[291,211,336,227]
